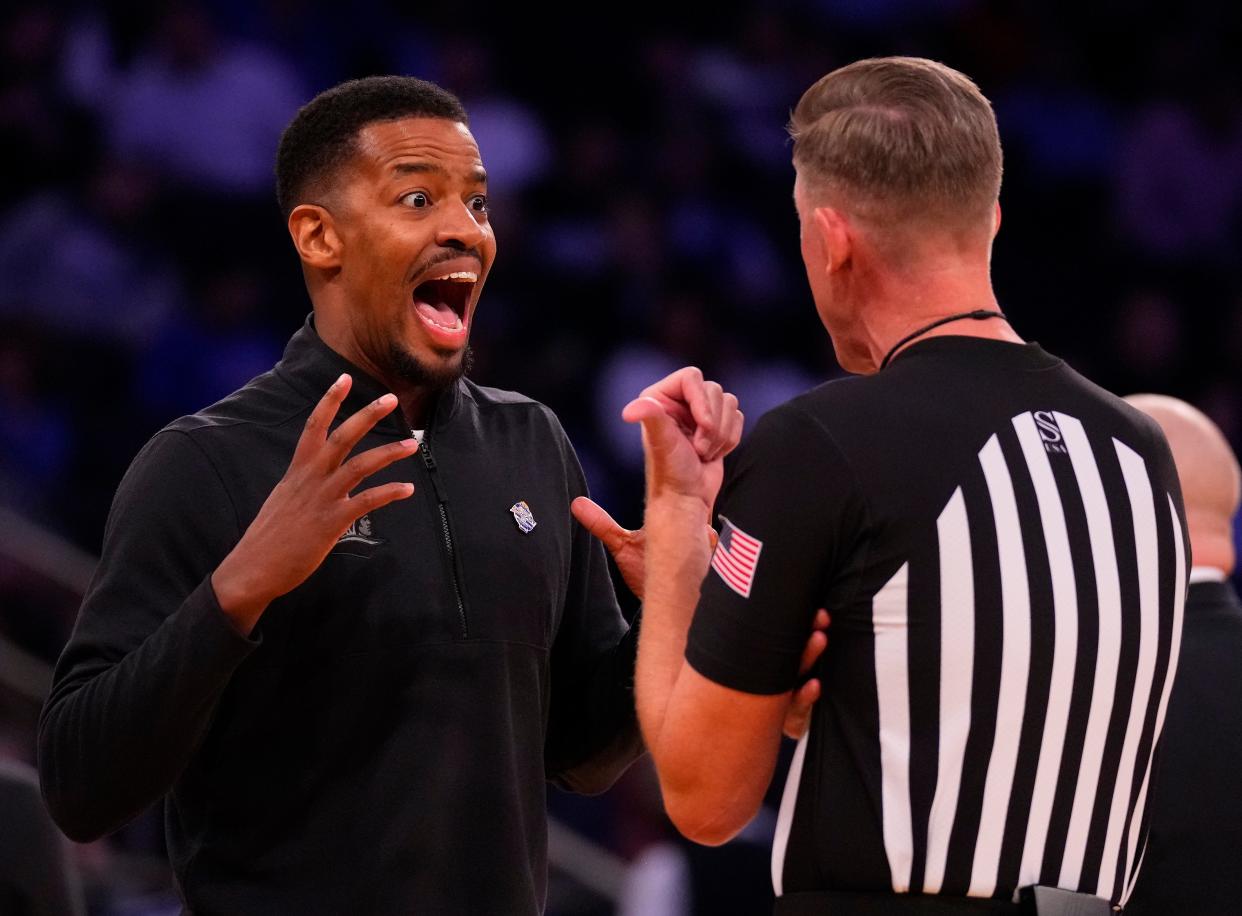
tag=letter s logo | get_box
[1034,410,1063,444]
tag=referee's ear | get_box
[810,206,851,275]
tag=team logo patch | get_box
[711,516,763,598]
[337,513,382,547]
[510,500,537,534]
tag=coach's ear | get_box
[810,206,851,275]
[288,204,343,271]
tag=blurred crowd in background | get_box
[0,1,1239,913]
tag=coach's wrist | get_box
[210,556,273,637]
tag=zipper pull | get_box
[421,437,436,471]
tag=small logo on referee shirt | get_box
[1034,411,1068,454]
[510,500,537,534]
[711,517,763,598]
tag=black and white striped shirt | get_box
[686,337,1188,907]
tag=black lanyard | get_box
[878,310,1010,371]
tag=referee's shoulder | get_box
[772,371,893,427]
[1065,370,1175,459]
[738,375,877,457]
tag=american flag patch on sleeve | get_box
[711,516,763,598]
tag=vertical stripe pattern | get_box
[875,563,913,891]
[868,411,1186,905]
[1054,413,1125,891]
[772,727,810,896]
[969,437,1031,896]
[1094,440,1161,899]
[1011,413,1079,888]
[922,488,974,894]
[1119,498,1187,906]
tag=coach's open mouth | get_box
[412,269,476,336]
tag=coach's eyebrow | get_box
[390,163,487,186]
[392,162,446,176]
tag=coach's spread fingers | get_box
[326,392,401,466]
[293,373,352,466]
[336,438,418,494]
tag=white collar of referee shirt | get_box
[1189,566,1228,584]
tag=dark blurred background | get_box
[0,1,1239,913]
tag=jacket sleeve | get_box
[37,430,259,841]
[544,422,645,794]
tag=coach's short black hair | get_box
[275,76,468,217]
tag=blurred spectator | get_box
[0,158,182,346]
[428,37,552,196]
[0,328,72,516]
[80,3,305,196]
[135,264,284,421]
[1115,56,1242,265]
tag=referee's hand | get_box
[623,367,743,511]
[210,374,418,635]
[784,609,830,739]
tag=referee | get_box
[624,57,1188,914]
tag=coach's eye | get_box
[468,194,489,214]
[401,191,431,208]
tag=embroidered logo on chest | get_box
[509,500,537,534]
[338,513,383,546]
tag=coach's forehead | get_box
[351,117,485,179]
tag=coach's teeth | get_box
[428,271,477,283]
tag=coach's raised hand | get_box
[210,374,418,635]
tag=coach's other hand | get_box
[210,374,418,635]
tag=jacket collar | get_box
[274,314,463,438]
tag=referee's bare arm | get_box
[629,376,801,846]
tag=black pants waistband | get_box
[775,888,1115,916]
[776,890,1023,915]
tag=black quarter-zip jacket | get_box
[38,318,643,915]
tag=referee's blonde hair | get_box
[790,57,1002,233]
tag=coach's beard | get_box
[387,341,474,391]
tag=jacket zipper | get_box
[420,436,469,638]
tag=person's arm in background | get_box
[38,377,415,839]
[633,399,857,845]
